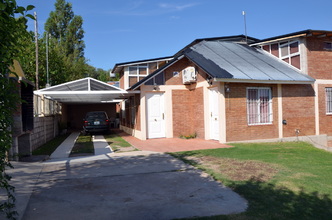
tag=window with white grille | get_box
[247,87,273,125]
[326,88,332,114]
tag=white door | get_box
[146,93,165,139]
[209,87,220,140]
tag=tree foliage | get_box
[0,1,34,219]
[20,0,111,89]
[45,0,85,59]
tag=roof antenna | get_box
[242,11,248,44]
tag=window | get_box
[247,87,272,125]
[326,88,332,114]
[262,41,301,69]
[278,41,300,69]
[324,42,332,50]
[128,65,149,87]
[145,72,165,85]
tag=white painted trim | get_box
[315,79,332,84]
[314,82,320,135]
[165,89,173,138]
[124,67,129,90]
[34,91,140,95]
[277,84,283,139]
[219,83,227,143]
[250,33,307,46]
[140,93,147,140]
[88,78,91,91]
[214,78,314,85]
[120,125,143,140]
[203,85,210,140]
[116,57,174,68]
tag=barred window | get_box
[247,87,273,125]
[326,88,332,114]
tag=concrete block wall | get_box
[31,116,59,151]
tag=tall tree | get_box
[44,0,85,59]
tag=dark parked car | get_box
[83,111,110,134]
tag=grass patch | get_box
[172,141,332,220]
[70,133,94,156]
[32,133,70,156]
[104,133,137,153]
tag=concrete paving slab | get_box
[93,135,112,155]
[50,132,80,159]
[0,162,44,220]
[21,153,247,220]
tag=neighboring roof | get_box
[9,60,25,78]
[252,29,332,45]
[185,41,314,83]
[8,60,35,86]
[112,56,174,74]
[34,77,138,103]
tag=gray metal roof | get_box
[184,41,315,83]
[34,77,139,104]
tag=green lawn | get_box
[172,142,332,220]
[103,133,136,152]
[70,133,94,156]
[32,133,70,156]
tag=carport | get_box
[34,77,139,129]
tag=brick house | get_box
[111,30,332,149]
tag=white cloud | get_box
[159,3,199,11]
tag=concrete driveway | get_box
[6,151,247,220]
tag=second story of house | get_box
[252,30,332,80]
[112,30,332,90]
[112,56,174,90]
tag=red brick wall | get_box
[318,84,332,135]
[172,87,204,138]
[282,84,315,137]
[225,83,279,142]
[165,58,207,85]
[307,37,332,79]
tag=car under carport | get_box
[34,77,139,130]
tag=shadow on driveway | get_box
[21,152,247,220]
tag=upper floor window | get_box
[261,40,301,70]
[145,72,165,86]
[129,65,148,76]
[326,88,332,114]
[247,87,273,125]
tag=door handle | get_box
[154,119,157,122]
[162,113,164,120]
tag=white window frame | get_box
[326,88,332,115]
[246,87,273,125]
[279,40,300,63]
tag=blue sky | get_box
[18,0,332,71]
